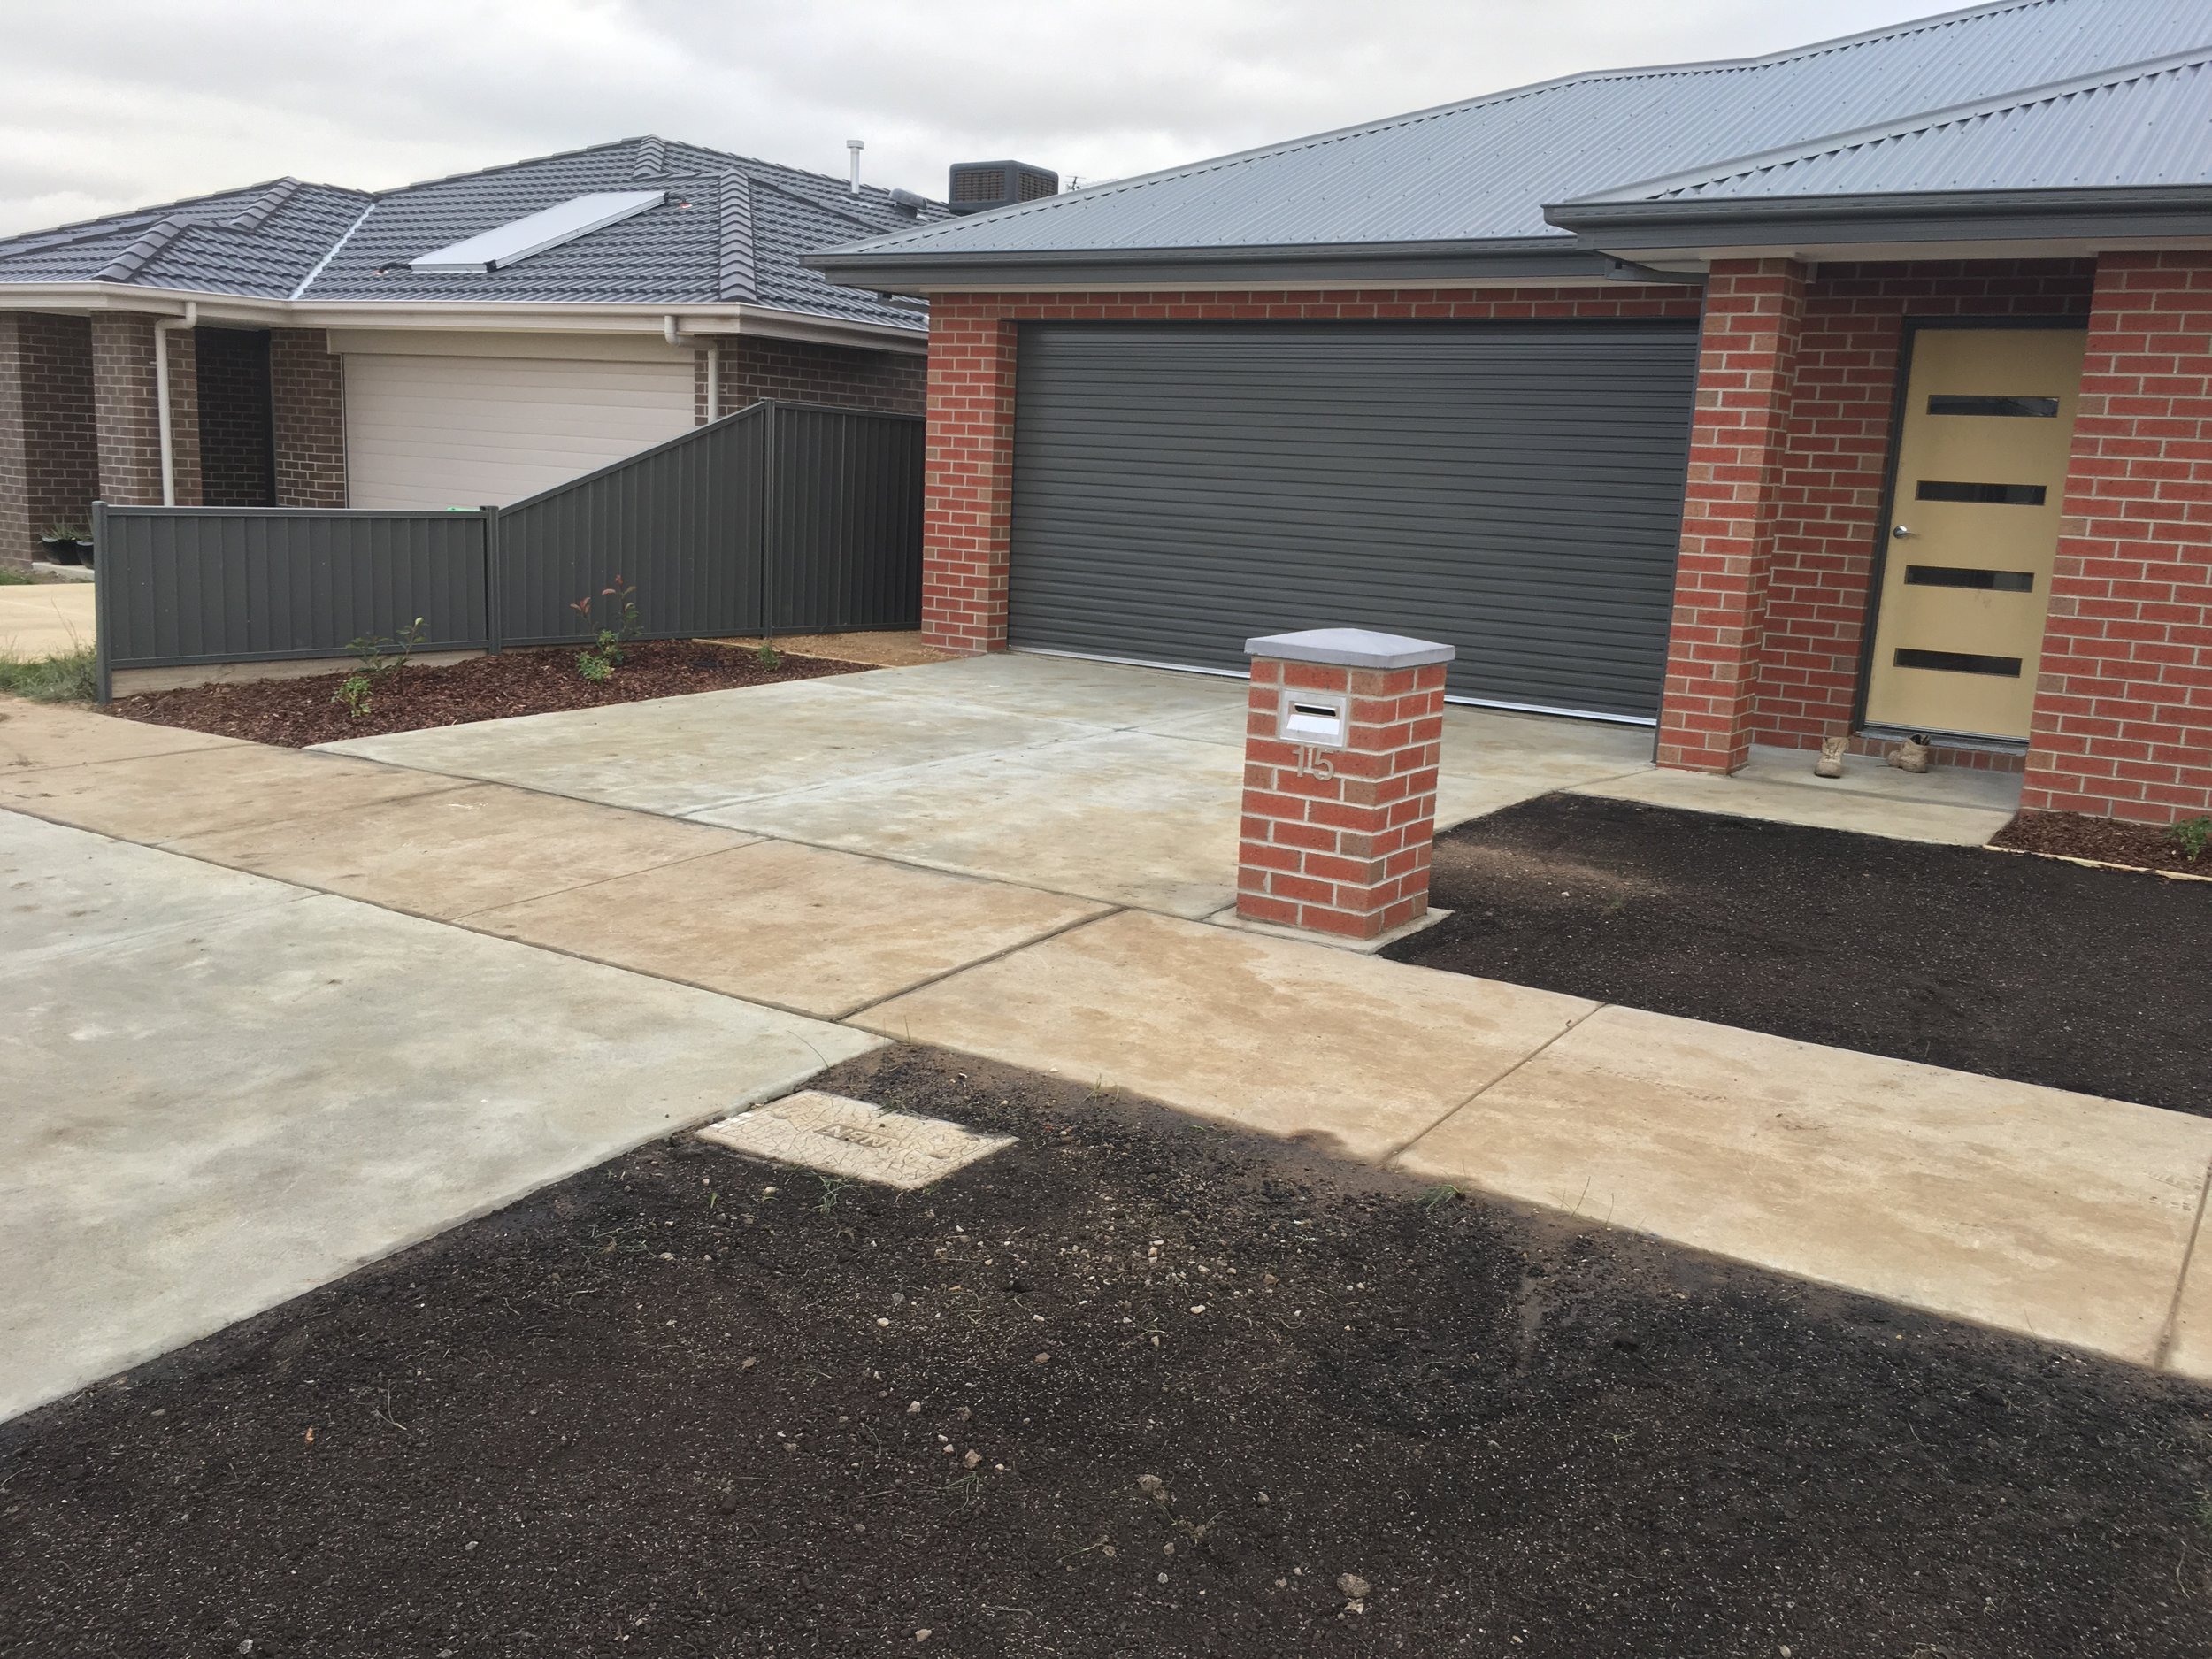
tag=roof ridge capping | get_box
[813,0,2074,255]
[1552,40,2212,211]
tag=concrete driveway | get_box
[324,652,1661,917]
[0,719,881,1422]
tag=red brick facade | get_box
[697,334,927,424]
[269,329,347,508]
[2024,252,2212,823]
[0,312,99,566]
[1238,655,1448,940]
[920,288,1705,653]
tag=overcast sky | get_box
[1,0,1970,234]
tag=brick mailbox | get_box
[1238,628,1455,943]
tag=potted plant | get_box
[39,522,91,566]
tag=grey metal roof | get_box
[814,0,2212,272]
[0,137,941,331]
[1567,47,2212,204]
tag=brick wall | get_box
[2022,251,2212,825]
[91,312,199,506]
[921,286,1706,653]
[195,327,273,507]
[0,312,98,566]
[0,315,25,568]
[699,335,927,423]
[270,329,346,507]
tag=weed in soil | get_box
[106,638,862,747]
[4,1047,2208,1658]
[1394,793,2212,1115]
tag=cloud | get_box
[0,0,1961,233]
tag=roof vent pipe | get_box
[847,139,864,195]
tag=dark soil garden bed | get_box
[1390,794,2211,1116]
[4,1046,2208,1658]
[1993,808,2212,878]
[108,639,862,748]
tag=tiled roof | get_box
[816,0,2212,265]
[0,137,937,331]
[0,180,372,297]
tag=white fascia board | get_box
[0,282,916,353]
[407,191,666,273]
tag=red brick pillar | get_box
[1238,628,1454,944]
[89,311,199,506]
[920,300,1017,653]
[2023,251,2212,826]
[1656,257,1808,773]
[0,314,28,569]
[270,329,348,508]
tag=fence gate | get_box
[95,398,925,698]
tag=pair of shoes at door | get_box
[1887,734,1932,775]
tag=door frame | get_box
[1850,313,2090,747]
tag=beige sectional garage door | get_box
[343,353,696,509]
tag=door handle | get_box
[1892,525,1913,540]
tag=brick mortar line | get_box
[2154,1155,2212,1373]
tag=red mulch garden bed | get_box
[1991,809,2212,878]
[108,640,863,748]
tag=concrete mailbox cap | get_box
[1244,627,1456,671]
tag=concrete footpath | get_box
[4,690,2205,1415]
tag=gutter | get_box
[1543,184,2212,252]
[804,235,1663,296]
[0,283,928,354]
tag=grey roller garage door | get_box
[1008,321,1699,720]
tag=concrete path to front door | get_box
[4,664,2198,1427]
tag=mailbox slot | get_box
[1279,689,1349,750]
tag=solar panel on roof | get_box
[409,190,666,273]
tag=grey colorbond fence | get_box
[94,399,924,699]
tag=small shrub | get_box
[0,645,97,702]
[570,577,642,682]
[2170,816,2212,863]
[756,641,780,671]
[345,618,428,679]
[333,672,374,718]
[0,566,35,587]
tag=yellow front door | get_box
[1863,326,2086,741]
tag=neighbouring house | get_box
[0,136,938,557]
[812,0,2212,826]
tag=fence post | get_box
[92,500,112,703]
[760,400,779,644]
[480,505,502,653]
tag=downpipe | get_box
[153,301,196,506]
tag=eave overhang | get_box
[1546,185,2212,257]
[0,281,928,352]
[804,237,1665,296]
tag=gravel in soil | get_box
[106,640,862,748]
[1390,793,2212,1117]
[1993,808,2212,878]
[4,1046,2208,1658]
